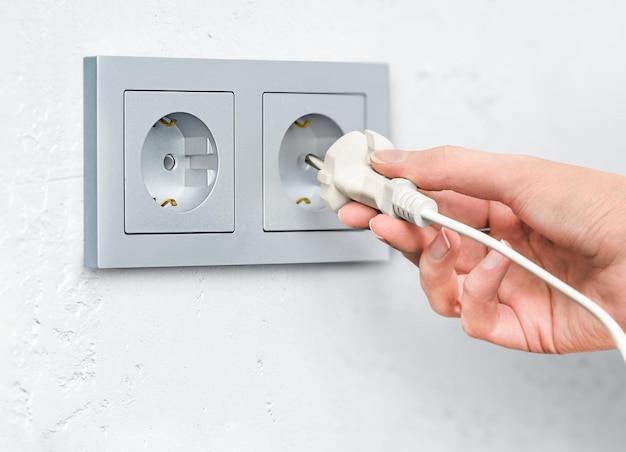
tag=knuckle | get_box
[425,145,467,187]
[436,145,466,159]
[432,145,467,169]
[461,321,480,339]
[425,293,459,318]
[461,317,487,340]
[462,275,483,302]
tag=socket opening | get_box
[141,112,219,212]
[278,113,342,210]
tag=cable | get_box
[312,129,626,364]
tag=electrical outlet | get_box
[84,56,389,268]
[263,93,364,231]
[124,90,234,233]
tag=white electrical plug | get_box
[315,130,438,227]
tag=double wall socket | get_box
[84,56,389,268]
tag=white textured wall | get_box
[2,1,626,450]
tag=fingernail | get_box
[337,206,347,223]
[369,218,387,243]
[429,228,450,260]
[481,243,507,270]
[371,150,407,164]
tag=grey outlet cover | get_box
[84,56,390,268]
[263,93,365,231]
[124,90,235,233]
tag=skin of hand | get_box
[338,146,626,354]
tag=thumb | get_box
[370,146,529,207]
[369,146,622,257]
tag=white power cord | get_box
[310,130,626,364]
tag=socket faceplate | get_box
[124,90,235,233]
[84,56,389,268]
[263,93,364,231]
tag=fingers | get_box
[337,202,378,229]
[460,248,509,337]
[459,246,529,351]
[369,214,437,266]
[340,201,486,272]
[419,232,530,351]
[418,228,463,317]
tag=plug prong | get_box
[304,154,324,171]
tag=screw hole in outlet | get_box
[278,113,343,210]
[141,113,219,212]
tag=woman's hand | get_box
[339,146,626,353]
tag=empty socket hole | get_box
[163,153,176,171]
[141,113,218,212]
[278,113,343,210]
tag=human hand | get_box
[339,146,626,353]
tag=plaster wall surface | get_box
[2,1,626,450]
